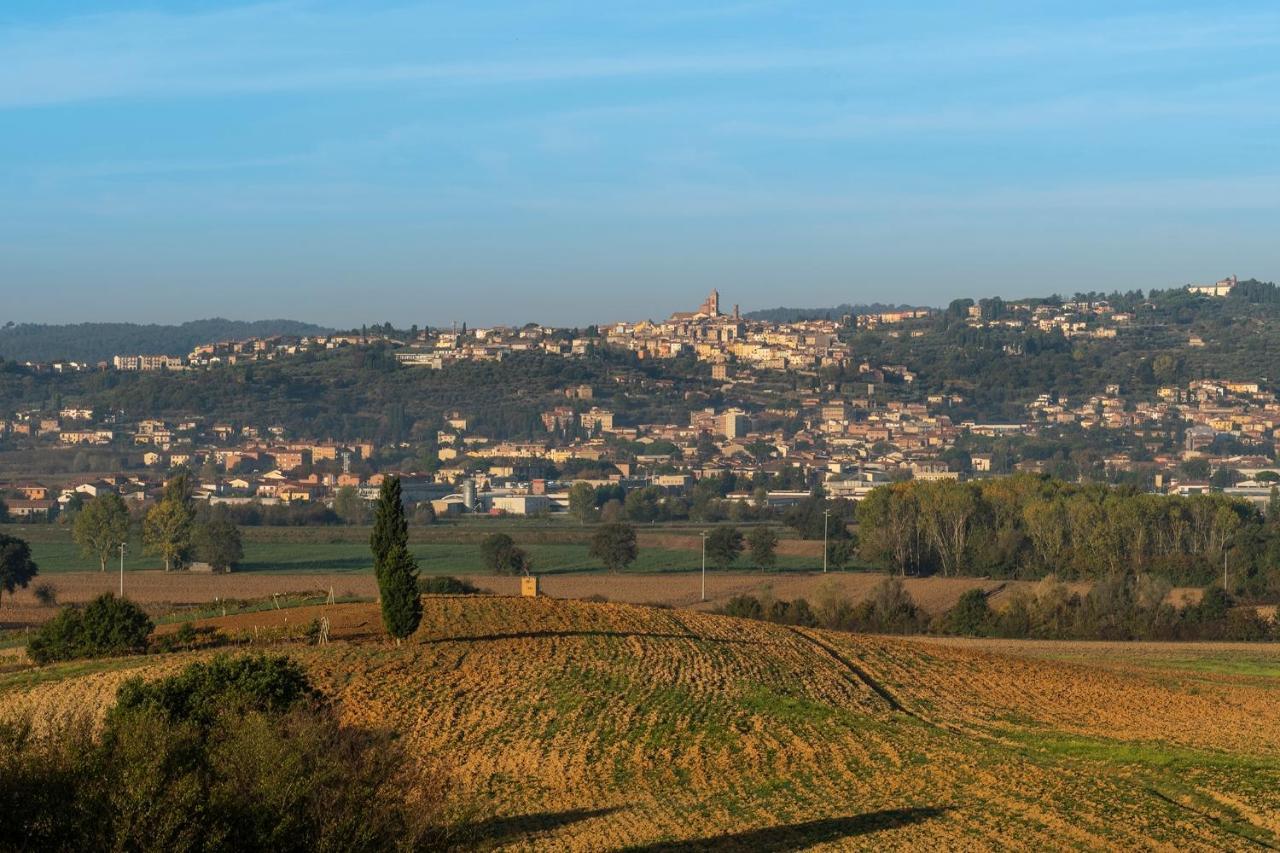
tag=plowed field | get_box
[4,597,1277,850]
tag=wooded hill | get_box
[0,318,332,363]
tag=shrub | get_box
[847,578,926,634]
[943,589,994,636]
[114,654,316,729]
[720,595,764,620]
[780,598,817,627]
[79,594,154,657]
[174,622,198,647]
[1223,608,1274,642]
[27,593,153,664]
[33,582,57,607]
[26,607,86,665]
[1,655,445,851]
[418,575,481,595]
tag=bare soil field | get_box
[4,597,1277,850]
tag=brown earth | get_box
[3,597,1277,850]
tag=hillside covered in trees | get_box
[745,302,926,323]
[829,279,1280,420]
[0,346,709,446]
[0,319,333,363]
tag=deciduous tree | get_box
[568,481,597,524]
[480,533,531,575]
[589,522,638,573]
[0,533,39,608]
[191,506,243,571]
[143,480,195,572]
[706,526,744,570]
[746,525,778,571]
[73,493,131,572]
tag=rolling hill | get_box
[0,318,333,363]
[4,596,1278,850]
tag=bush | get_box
[418,575,481,595]
[943,589,994,636]
[79,594,154,657]
[33,582,57,607]
[25,608,85,665]
[1222,608,1274,642]
[174,622,198,647]
[27,594,153,664]
[0,655,445,851]
[720,595,764,620]
[114,654,315,729]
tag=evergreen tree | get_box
[380,544,422,644]
[370,476,407,585]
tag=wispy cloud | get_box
[4,3,1280,108]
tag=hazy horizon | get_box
[5,1,1279,326]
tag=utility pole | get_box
[822,509,831,573]
[701,531,708,602]
[118,541,126,597]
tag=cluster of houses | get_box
[599,290,854,372]
[7,284,1280,521]
[958,275,1242,342]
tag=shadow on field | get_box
[455,806,622,847]
[623,807,952,852]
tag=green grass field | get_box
[0,523,823,575]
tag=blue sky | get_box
[3,1,1279,326]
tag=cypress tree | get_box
[370,476,407,585]
[380,543,422,644]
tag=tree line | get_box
[721,574,1276,642]
[856,475,1277,594]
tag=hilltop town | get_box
[3,277,1280,524]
